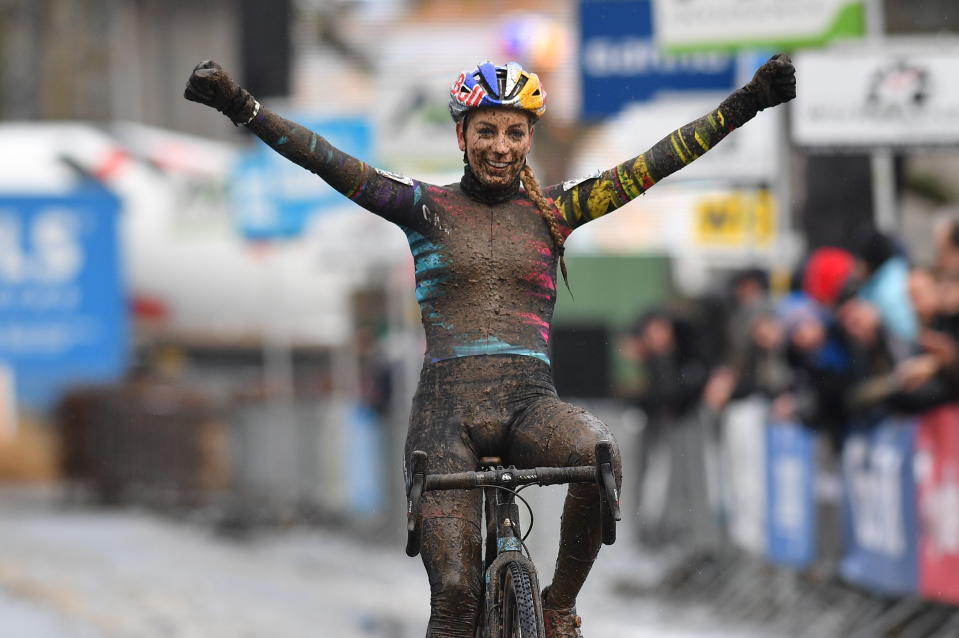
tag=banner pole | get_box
[867,0,898,234]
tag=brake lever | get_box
[595,441,621,545]
[405,450,427,557]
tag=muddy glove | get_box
[183,60,258,126]
[742,53,797,111]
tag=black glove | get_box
[183,60,257,126]
[743,53,797,111]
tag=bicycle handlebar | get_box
[423,465,597,491]
[405,441,621,557]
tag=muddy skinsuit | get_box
[233,83,766,637]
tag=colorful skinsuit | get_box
[247,88,761,637]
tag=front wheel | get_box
[500,561,542,638]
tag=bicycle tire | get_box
[500,561,541,638]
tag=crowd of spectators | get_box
[621,220,959,549]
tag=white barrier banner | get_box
[722,397,768,554]
[793,45,959,147]
[652,0,864,52]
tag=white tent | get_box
[0,122,410,347]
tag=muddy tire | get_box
[500,561,540,637]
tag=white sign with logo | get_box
[793,44,959,147]
[571,96,781,184]
[652,0,864,51]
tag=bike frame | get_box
[478,465,545,637]
[405,441,620,637]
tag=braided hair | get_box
[521,163,571,294]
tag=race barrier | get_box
[839,416,919,596]
[917,404,959,606]
[765,420,817,568]
[708,397,959,606]
[721,398,768,555]
[641,396,959,637]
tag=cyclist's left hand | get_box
[745,53,796,110]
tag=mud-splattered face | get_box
[456,107,533,188]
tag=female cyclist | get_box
[184,55,795,638]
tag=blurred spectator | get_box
[837,296,899,416]
[909,266,941,328]
[354,326,394,421]
[851,227,918,354]
[629,310,708,425]
[703,304,794,417]
[779,293,853,448]
[802,247,857,308]
[733,306,794,414]
[625,222,959,574]
[703,268,773,413]
[726,267,771,364]
[888,267,959,410]
[623,308,709,545]
[937,269,959,333]
[934,217,959,275]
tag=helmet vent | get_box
[496,69,507,98]
[508,76,528,100]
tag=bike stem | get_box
[495,492,523,554]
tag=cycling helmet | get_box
[448,60,547,122]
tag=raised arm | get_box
[183,61,419,227]
[549,54,796,230]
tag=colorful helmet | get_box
[448,60,547,122]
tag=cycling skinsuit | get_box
[246,87,761,637]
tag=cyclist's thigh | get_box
[405,404,484,528]
[406,406,484,627]
[405,407,479,475]
[508,396,622,472]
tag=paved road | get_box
[0,488,763,638]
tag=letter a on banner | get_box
[916,404,959,604]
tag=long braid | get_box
[521,164,572,296]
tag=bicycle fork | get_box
[479,484,545,637]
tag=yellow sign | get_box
[693,190,775,247]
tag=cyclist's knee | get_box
[430,568,481,606]
[427,568,481,637]
[420,515,483,624]
[564,413,621,468]
[561,414,623,491]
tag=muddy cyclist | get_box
[184,54,796,637]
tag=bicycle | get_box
[405,440,621,638]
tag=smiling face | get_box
[456,107,533,188]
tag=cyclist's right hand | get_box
[184,60,253,124]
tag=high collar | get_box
[459,161,521,205]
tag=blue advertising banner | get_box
[578,0,736,118]
[345,402,385,517]
[0,186,127,408]
[840,417,919,596]
[232,116,372,240]
[765,421,816,568]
